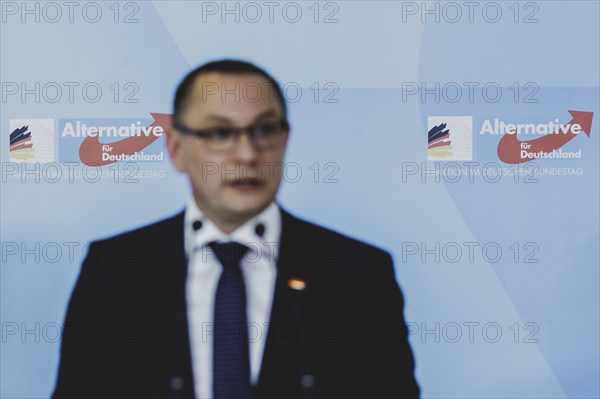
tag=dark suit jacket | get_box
[53,207,420,398]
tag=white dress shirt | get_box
[184,199,281,399]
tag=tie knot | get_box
[208,241,249,268]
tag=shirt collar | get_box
[184,198,281,260]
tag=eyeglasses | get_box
[173,119,289,153]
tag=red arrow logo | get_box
[79,113,171,166]
[497,110,593,164]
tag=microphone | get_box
[192,220,203,231]
[255,223,265,237]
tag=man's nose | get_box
[234,131,258,161]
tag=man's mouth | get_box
[227,178,264,190]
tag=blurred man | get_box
[53,60,420,399]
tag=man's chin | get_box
[222,198,272,221]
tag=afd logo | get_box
[58,113,170,166]
[9,119,55,163]
[427,116,473,161]
[491,110,593,164]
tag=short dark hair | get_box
[173,59,287,124]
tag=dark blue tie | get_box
[209,241,250,399]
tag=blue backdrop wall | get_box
[1,1,598,398]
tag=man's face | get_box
[167,72,289,230]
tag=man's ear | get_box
[282,123,291,147]
[166,124,186,172]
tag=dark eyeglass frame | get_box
[173,119,289,153]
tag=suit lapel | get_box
[256,207,319,397]
[146,211,196,398]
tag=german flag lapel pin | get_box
[288,277,306,291]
